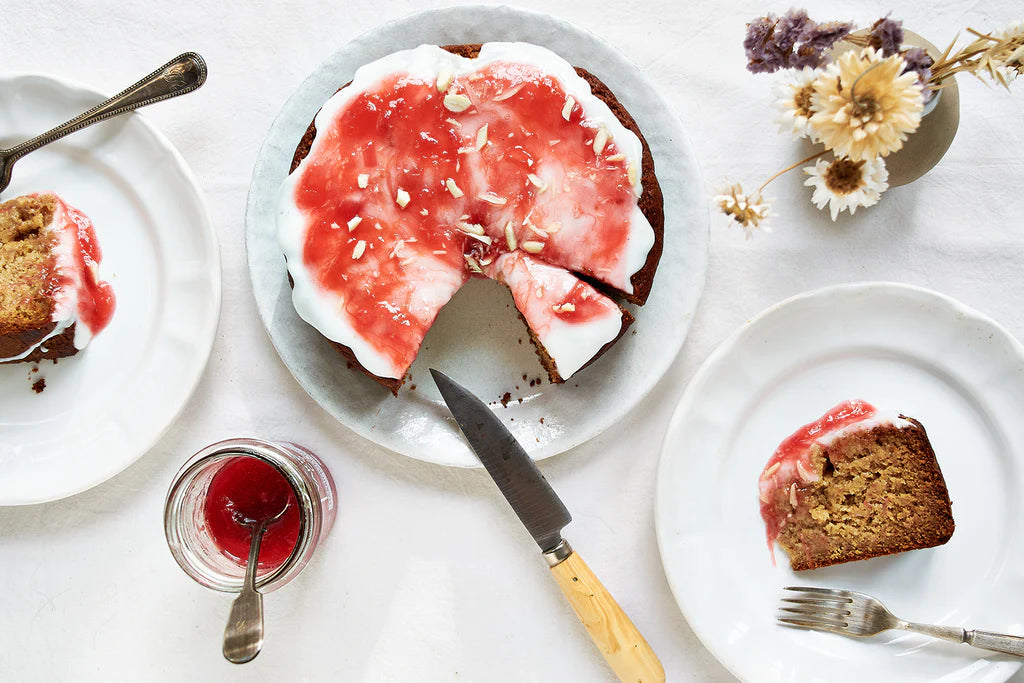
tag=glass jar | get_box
[164,438,337,593]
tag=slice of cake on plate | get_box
[0,193,115,364]
[278,42,664,393]
[758,399,955,571]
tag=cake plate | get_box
[245,5,708,467]
[0,74,221,505]
[656,282,1024,683]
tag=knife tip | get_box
[429,368,453,393]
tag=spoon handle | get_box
[222,520,269,664]
[4,52,206,161]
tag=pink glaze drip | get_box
[757,399,878,560]
[38,194,116,338]
[58,200,116,336]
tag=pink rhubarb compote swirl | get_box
[277,43,655,382]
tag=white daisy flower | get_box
[803,156,889,220]
[714,183,772,239]
[773,67,822,141]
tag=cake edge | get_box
[0,323,80,365]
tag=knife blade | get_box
[430,369,665,683]
[430,368,570,553]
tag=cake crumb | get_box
[522,374,528,380]
[500,392,512,407]
[410,384,417,391]
[31,377,46,394]
[539,417,545,424]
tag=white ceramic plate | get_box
[656,282,1024,682]
[245,6,708,467]
[0,74,220,505]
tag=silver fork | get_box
[0,52,206,194]
[779,587,1024,657]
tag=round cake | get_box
[278,42,664,393]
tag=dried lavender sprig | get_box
[902,47,935,99]
[868,16,905,56]
[744,13,791,73]
[744,11,853,73]
[794,21,854,68]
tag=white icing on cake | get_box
[814,408,915,447]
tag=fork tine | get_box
[779,605,850,620]
[785,586,854,598]
[781,596,852,606]
[777,617,849,634]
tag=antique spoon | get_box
[0,52,207,194]
[222,503,289,664]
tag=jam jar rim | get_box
[164,438,321,593]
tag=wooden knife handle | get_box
[548,547,665,682]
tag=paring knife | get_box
[430,369,665,683]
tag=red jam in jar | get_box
[203,456,302,570]
[165,438,337,593]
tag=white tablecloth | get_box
[3,1,1022,680]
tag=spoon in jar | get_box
[222,503,289,664]
[0,52,206,194]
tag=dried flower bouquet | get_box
[719,11,1023,237]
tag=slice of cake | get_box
[484,251,632,383]
[758,400,954,571]
[0,193,115,364]
[278,42,664,393]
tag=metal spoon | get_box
[222,504,289,664]
[0,52,207,194]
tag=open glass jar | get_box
[164,438,337,593]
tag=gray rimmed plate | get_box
[245,5,707,467]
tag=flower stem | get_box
[757,149,830,192]
[850,61,885,101]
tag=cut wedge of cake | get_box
[278,42,663,393]
[0,193,115,364]
[758,400,955,571]
[485,252,632,383]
